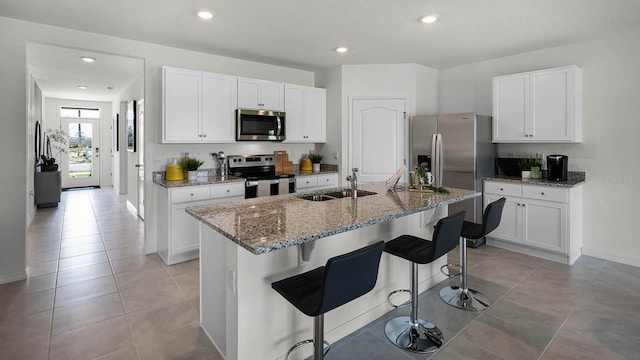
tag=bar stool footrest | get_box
[440,263,462,278]
[387,289,411,309]
[284,339,331,360]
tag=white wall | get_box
[438,29,640,266]
[0,15,321,281]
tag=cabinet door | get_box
[492,74,529,142]
[296,176,318,190]
[171,204,201,254]
[530,67,574,141]
[522,198,567,253]
[202,73,237,143]
[284,85,305,142]
[304,87,326,143]
[260,80,284,111]
[485,193,521,243]
[316,173,338,189]
[163,67,202,142]
[237,78,261,109]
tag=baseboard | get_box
[582,246,640,268]
[0,269,28,284]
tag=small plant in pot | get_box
[180,157,205,180]
[308,153,323,173]
[518,158,542,179]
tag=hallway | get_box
[1,187,219,359]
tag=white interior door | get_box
[61,118,100,188]
[137,99,145,220]
[350,98,407,183]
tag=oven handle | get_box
[276,117,282,136]
[246,181,259,187]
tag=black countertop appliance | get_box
[547,155,568,181]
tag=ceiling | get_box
[4,0,640,100]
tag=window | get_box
[60,107,100,119]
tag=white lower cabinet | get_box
[484,180,582,265]
[296,173,339,191]
[157,182,244,265]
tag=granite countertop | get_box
[484,171,585,188]
[186,182,480,255]
[154,174,245,188]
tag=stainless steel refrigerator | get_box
[411,113,496,225]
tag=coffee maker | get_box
[547,155,568,181]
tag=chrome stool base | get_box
[284,339,330,360]
[384,316,444,353]
[439,286,490,312]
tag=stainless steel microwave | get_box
[236,109,285,141]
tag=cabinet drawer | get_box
[296,176,318,189]
[523,185,568,203]
[211,182,244,199]
[484,181,522,197]
[171,186,211,203]
[316,174,338,188]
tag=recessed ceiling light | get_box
[197,11,213,20]
[77,85,88,90]
[106,86,114,91]
[336,47,348,53]
[80,56,96,63]
[421,15,438,24]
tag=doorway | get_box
[61,117,101,188]
[349,97,408,183]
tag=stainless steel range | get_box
[227,154,296,199]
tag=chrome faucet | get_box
[345,168,359,199]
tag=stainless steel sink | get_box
[298,194,335,202]
[322,189,377,198]
[297,189,377,201]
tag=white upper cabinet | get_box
[237,77,284,111]
[493,65,582,143]
[284,84,326,143]
[162,67,236,143]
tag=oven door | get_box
[237,109,285,141]
[245,179,280,199]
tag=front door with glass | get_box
[61,118,101,189]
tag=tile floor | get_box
[1,187,639,359]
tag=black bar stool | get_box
[439,197,506,311]
[383,211,466,353]
[271,241,385,360]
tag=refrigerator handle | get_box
[432,133,443,187]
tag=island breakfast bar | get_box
[186,182,480,360]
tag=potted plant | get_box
[35,128,68,207]
[308,153,323,173]
[180,157,205,180]
[518,158,542,179]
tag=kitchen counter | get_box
[186,182,479,254]
[484,171,585,188]
[153,174,244,188]
[191,181,479,360]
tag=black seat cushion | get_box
[272,241,385,317]
[460,197,506,240]
[384,211,466,264]
[461,220,484,239]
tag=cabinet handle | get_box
[190,193,194,197]
[203,134,207,138]
[541,192,545,195]
[226,189,230,192]
[500,188,503,191]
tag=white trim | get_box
[0,269,28,285]
[583,247,640,268]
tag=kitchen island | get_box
[186,182,479,360]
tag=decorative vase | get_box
[521,170,531,179]
[312,163,320,173]
[187,170,198,180]
[531,166,541,179]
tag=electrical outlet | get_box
[227,269,237,293]
[333,151,339,160]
